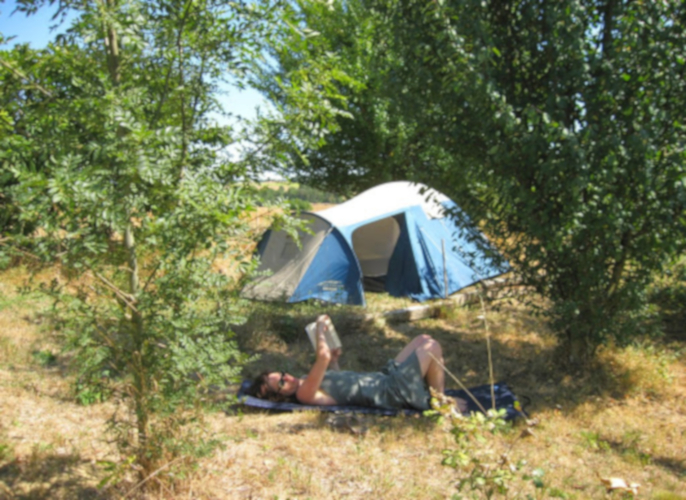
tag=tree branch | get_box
[0,59,54,98]
[151,0,195,128]
[142,262,161,293]
[92,271,139,313]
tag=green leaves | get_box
[252,0,426,193]
[0,0,301,484]
[261,0,686,357]
[341,0,686,357]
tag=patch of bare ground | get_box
[2,264,685,499]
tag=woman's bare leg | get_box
[394,334,432,364]
[395,335,469,412]
[395,334,445,393]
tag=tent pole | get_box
[442,239,448,299]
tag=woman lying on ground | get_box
[246,315,467,412]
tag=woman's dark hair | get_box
[245,370,298,403]
[245,371,269,397]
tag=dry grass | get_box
[0,267,117,500]
[1,265,685,499]
[204,300,686,499]
[174,411,454,499]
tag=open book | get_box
[305,318,342,351]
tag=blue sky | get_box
[0,0,66,47]
[0,0,268,124]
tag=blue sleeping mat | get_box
[237,380,525,421]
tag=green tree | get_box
[251,0,398,194]
[258,0,463,196]
[413,0,686,359]
[271,0,686,360]
[0,0,348,482]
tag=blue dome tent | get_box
[242,181,508,306]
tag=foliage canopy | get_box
[266,0,686,358]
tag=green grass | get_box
[32,349,58,367]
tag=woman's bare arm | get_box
[329,347,342,371]
[297,316,337,405]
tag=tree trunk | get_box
[125,224,149,476]
[105,0,121,86]
[565,328,593,366]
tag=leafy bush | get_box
[0,2,260,484]
[428,390,567,499]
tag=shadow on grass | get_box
[234,301,380,376]
[651,456,686,479]
[235,402,447,436]
[0,453,109,500]
[601,437,686,478]
[649,257,686,344]
[657,310,686,343]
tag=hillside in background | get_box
[257,182,346,211]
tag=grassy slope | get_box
[0,264,684,499]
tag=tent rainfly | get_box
[242,181,507,306]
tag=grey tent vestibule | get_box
[242,181,508,306]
